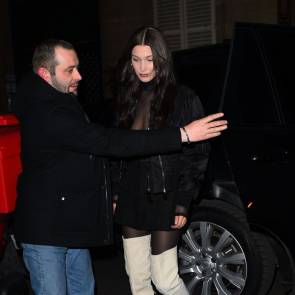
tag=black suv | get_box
[173,23,295,295]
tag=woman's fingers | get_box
[171,215,187,229]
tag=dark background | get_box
[9,0,100,76]
[8,0,104,122]
[0,1,295,294]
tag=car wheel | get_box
[253,231,295,295]
[178,208,265,295]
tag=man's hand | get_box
[180,113,227,143]
[171,215,187,229]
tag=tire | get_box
[251,232,277,295]
[258,231,295,295]
[178,207,265,295]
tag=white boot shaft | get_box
[123,235,155,295]
[151,246,189,295]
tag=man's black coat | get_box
[14,72,181,247]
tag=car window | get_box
[258,28,295,126]
[173,44,229,115]
[221,26,281,126]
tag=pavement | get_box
[5,233,132,295]
[91,243,132,295]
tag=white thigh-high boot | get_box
[151,246,189,295]
[122,235,155,295]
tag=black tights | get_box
[122,226,180,255]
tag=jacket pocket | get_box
[53,189,100,234]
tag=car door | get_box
[221,23,295,256]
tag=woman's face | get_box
[131,45,156,82]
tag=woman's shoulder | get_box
[175,84,202,106]
[176,83,194,94]
[172,83,204,123]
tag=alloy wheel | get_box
[179,221,247,295]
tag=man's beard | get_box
[51,76,77,96]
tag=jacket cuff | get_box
[176,190,196,211]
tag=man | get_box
[14,39,227,295]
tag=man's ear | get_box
[37,67,51,83]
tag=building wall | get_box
[0,0,14,113]
[217,0,277,41]
[2,1,293,110]
[100,0,286,86]
[100,0,153,92]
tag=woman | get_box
[111,26,210,295]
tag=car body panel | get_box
[174,23,295,294]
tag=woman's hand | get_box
[113,202,117,214]
[171,215,187,229]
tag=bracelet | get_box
[181,127,191,144]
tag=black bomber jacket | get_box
[111,85,210,215]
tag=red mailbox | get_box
[0,114,21,213]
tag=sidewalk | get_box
[91,244,131,295]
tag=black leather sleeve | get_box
[174,87,210,215]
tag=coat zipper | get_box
[102,160,112,242]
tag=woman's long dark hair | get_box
[115,26,176,128]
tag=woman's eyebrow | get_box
[132,54,153,58]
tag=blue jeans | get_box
[22,244,94,295]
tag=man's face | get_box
[48,47,82,95]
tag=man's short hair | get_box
[32,39,74,75]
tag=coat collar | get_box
[15,71,75,116]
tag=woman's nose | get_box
[139,61,146,72]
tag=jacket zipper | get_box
[147,174,151,193]
[119,160,123,181]
[158,155,167,194]
[147,126,152,194]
